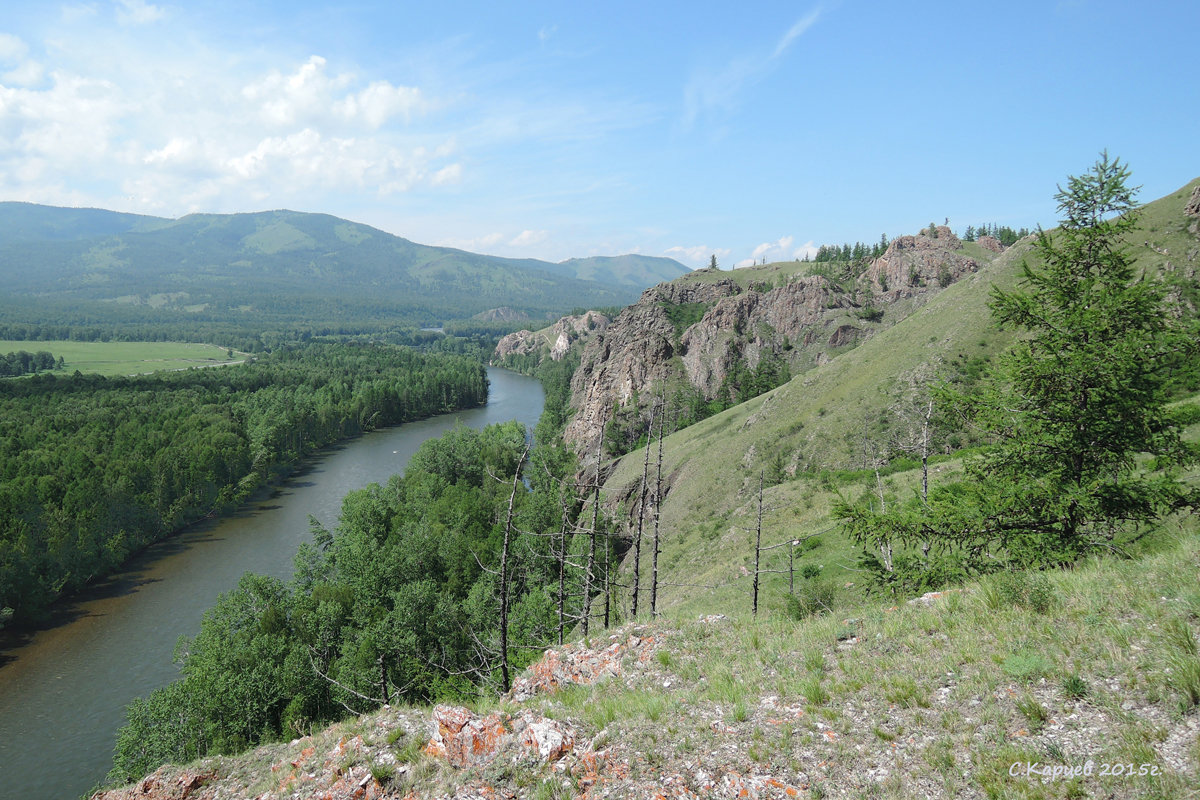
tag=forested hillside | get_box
[0,204,686,349]
[104,346,602,785]
[0,344,486,626]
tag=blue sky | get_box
[1,1,1196,268]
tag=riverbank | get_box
[0,368,544,800]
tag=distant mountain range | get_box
[0,202,688,336]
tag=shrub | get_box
[986,570,1056,613]
[785,581,837,620]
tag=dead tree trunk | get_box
[498,444,530,693]
[788,537,795,595]
[581,413,606,638]
[603,526,611,629]
[650,397,666,617]
[631,399,658,618]
[752,468,764,617]
[556,504,568,645]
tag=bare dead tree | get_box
[650,394,667,617]
[556,500,569,644]
[753,469,764,615]
[497,443,530,693]
[603,520,611,629]
[630,397,659,618]
[581,410,608,637]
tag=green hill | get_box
[599,176,1200,617]
[551,254,691,286]
[0,204,687,343]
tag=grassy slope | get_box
[104,517,1200,799]
[521,521,1200,799]
[602,240,1025,616]
[603,178,1200,619]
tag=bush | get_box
[785,581,837,620]
[985,570,1056,613]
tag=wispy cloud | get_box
[773,9,821,58]
[683,6,821,129]
[115,0,166,25]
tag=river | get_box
[0,367,544,800]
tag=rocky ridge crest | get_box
[560,228,996,457]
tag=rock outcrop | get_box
[1185,185,1200,218]
[492,310,610,365]
[90,627,663,800]
[472,306,529,322]
[423,705,575,768]
[861,226,980,295]
[976,234,1004,253]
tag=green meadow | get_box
[0,340,243,377]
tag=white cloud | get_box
[735,258,755,268]
[60,4,100,24]
[3,60,44,86]
[752,235,793,260]
[434,231,506,251]
[242,56,352,126]
[509,229,549,247]
[664,244,731,267]
[0,37,462,215]
[742,235,818,265]
[0,33,29,63]
[538,25,557,43]
[792,240,819,260]
[115,0,166,25]
[243,56,425,131]
[0,72,130,164]
[430,163,462,186]
[334,80,425,128]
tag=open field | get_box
[0,340,244,376]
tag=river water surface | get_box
[0,367,544,800]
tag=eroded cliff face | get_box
[559,229,995,457]
[562,281,740,454]
[492,310,610,365]
[679,276,859,396]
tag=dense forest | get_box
[106,347,611,785]
[0,343,487,626]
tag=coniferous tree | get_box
[837,154,1200,584]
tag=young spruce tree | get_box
[838,153,1199,586]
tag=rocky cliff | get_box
[492,311,611,366]
[560,228,996,457]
